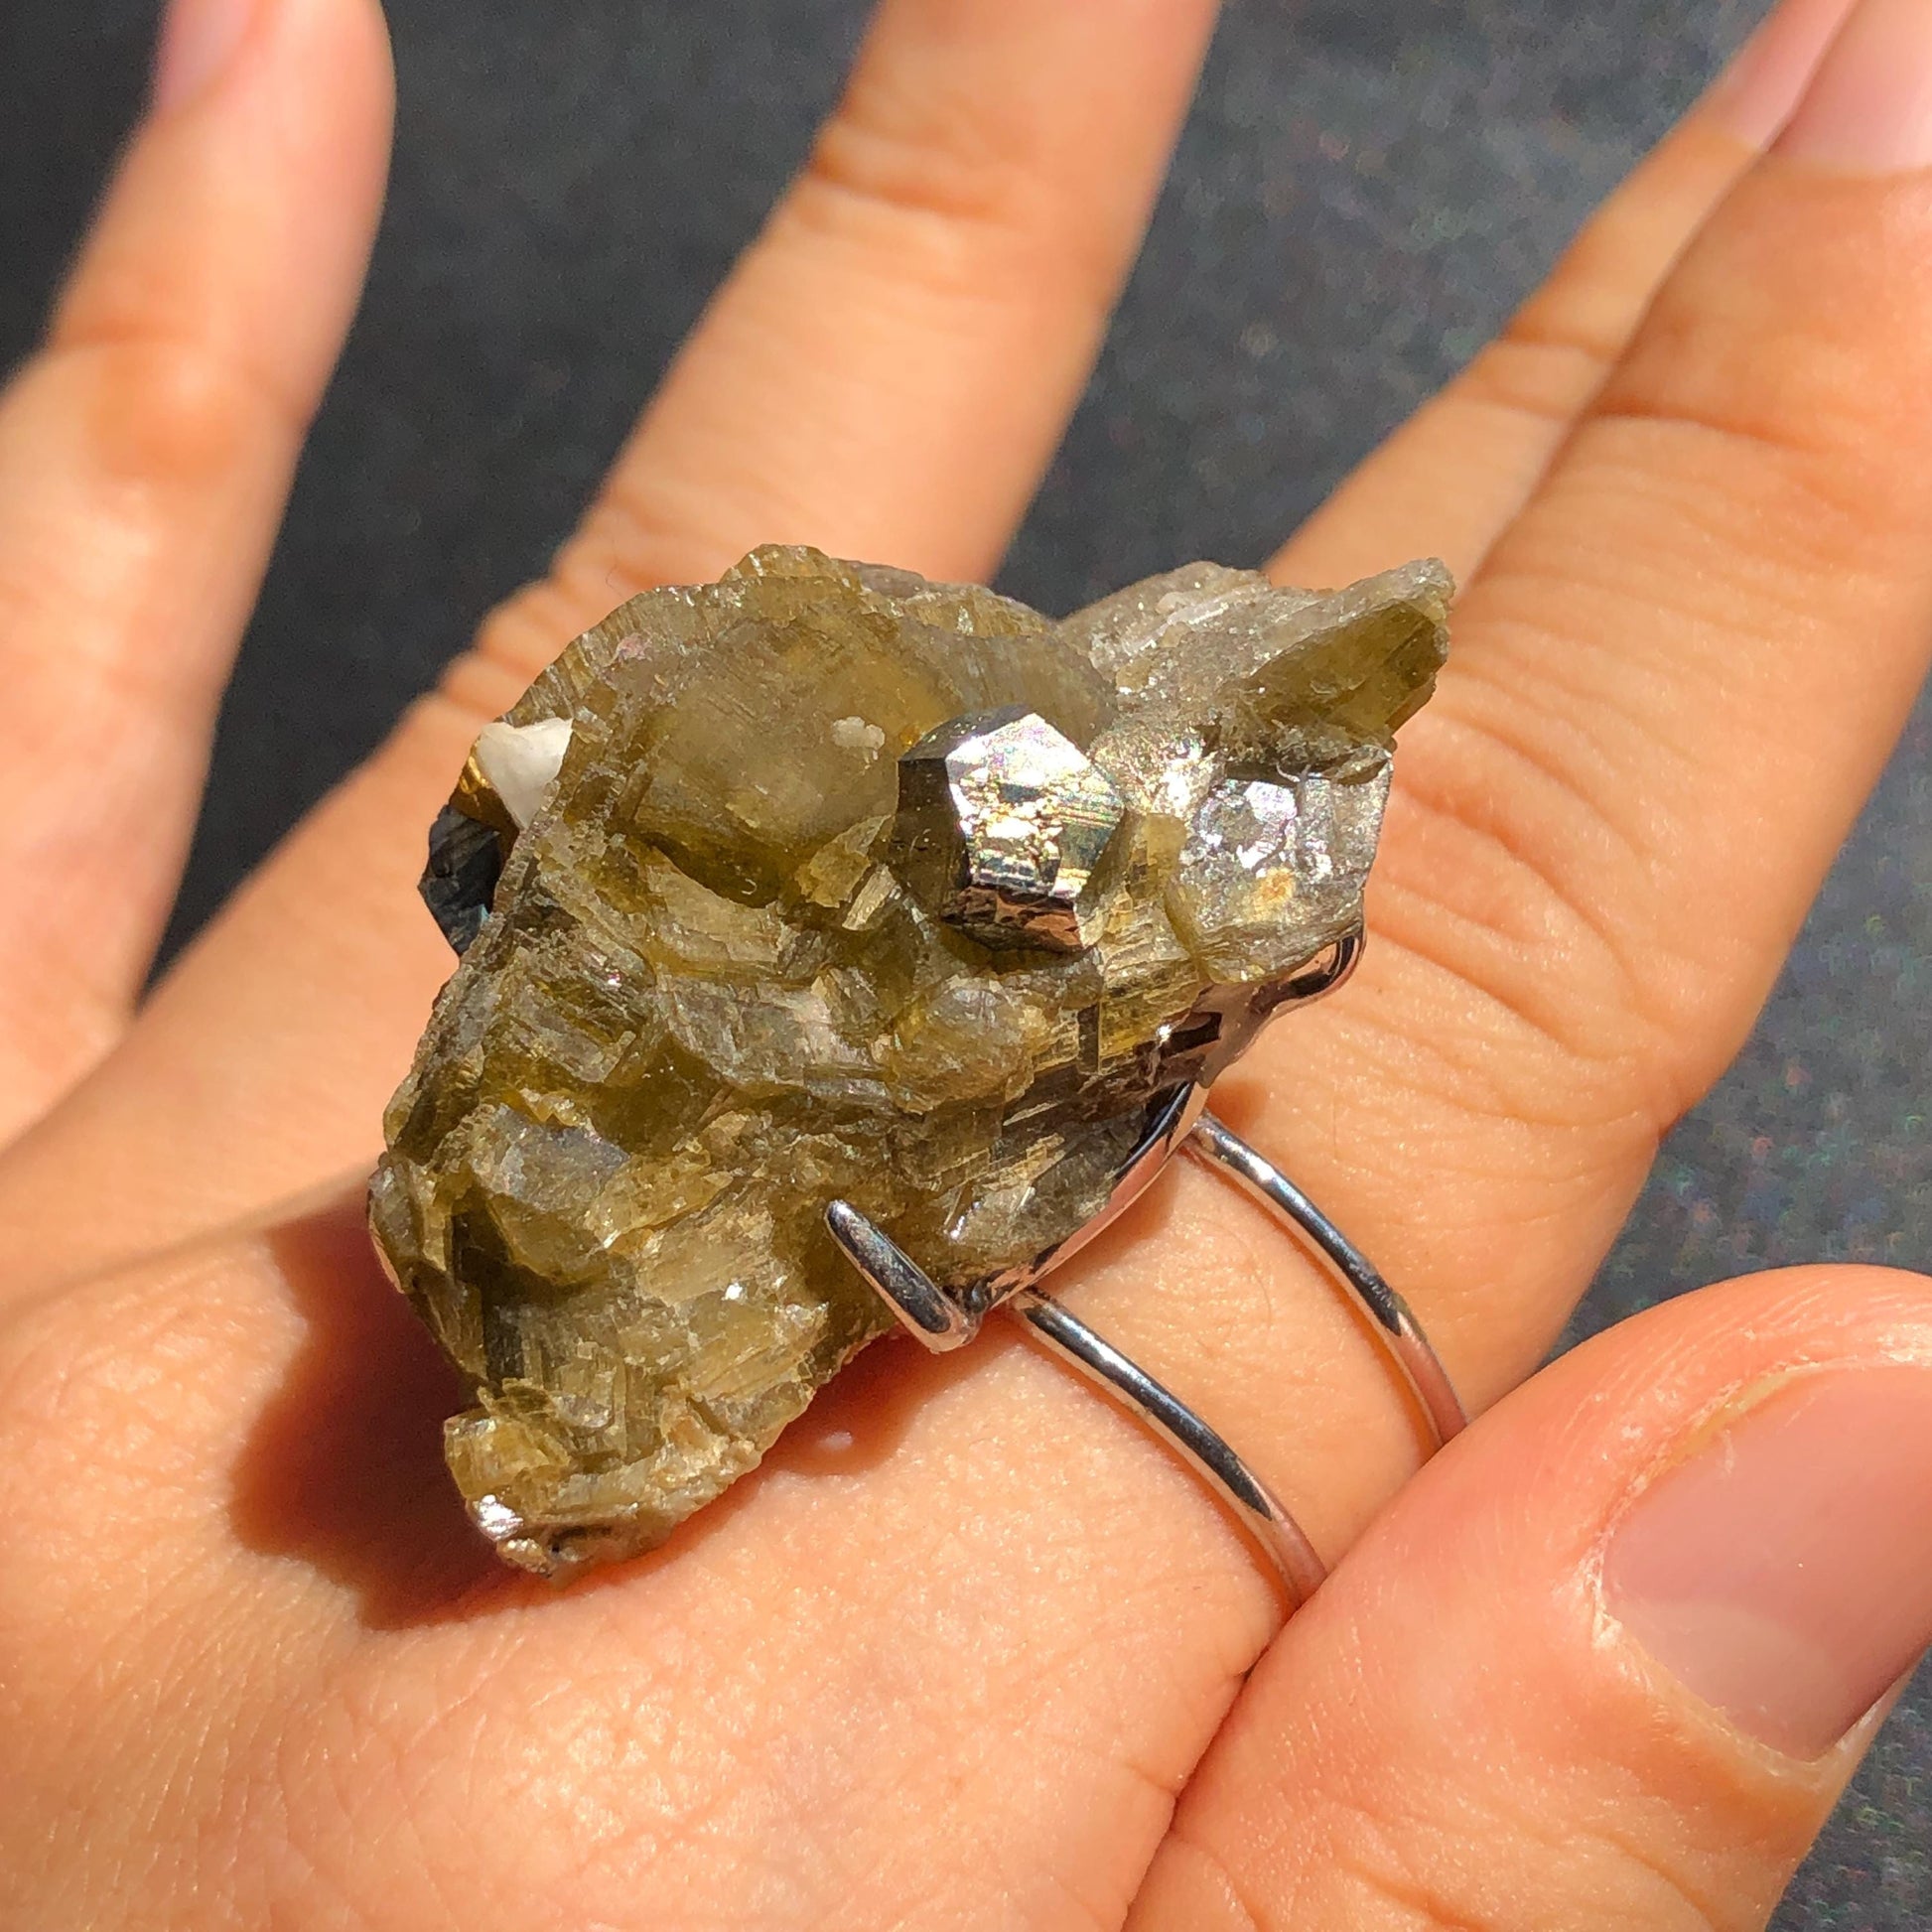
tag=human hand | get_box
[6,0,1932,1925]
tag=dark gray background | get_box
[5,0,1928,1921]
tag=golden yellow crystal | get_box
[371,545,1449,1576]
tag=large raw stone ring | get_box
[370,545,1467,1597]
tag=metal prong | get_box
[1012,1289,1326,1604]
[822,1192,1324,1600]
[1273,925,1363,1009]
[980,1080,1208,1300]
[826,1199,980,1352]
[1185,1111,1467,1449]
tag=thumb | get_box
[1129,1265,1932,1932]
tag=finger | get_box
[467,0,1223,714]
[1130,1265,1932,1932]
[1068,0,1932,1508]
[1273,0,1932,1393]
[0,0,1220,1281]
[0,0,392,1135]
[1273,0,1855,588]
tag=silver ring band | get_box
[1011,1277,1328,1603]
[826,1083,1465,1603]
[1185,1113,1468,1455]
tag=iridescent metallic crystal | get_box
[891,707,1127,953]
[1170,766,1387,984]
[373,545,1449,1577]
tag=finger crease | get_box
[1585,386,1848,477]
[784,116,1111,318]
[1453,334,1615,429]
[1377,764,1670,1115]
[39,317,315,455]
[1493,303,1627,375]
[1399,735,1656,1010]
[800,99,1059,244]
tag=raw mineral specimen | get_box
[371,545,1449,1577]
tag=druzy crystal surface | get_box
[371,545,1449,1577]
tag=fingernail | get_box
[1707,0,1857,147]
[1779,0,1932,170]
[153,0,260,114]
[1603,1367,1932,1759]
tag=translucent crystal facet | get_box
[374,545,1449,1577]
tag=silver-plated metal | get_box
[823,920,1465,1599]
[826,1198,980,1352]
[822,1190,1323,1599]
[975,1079,1208,1303]
[1185,1114,1468,1449]
[1280,923,1363,1005]
[1013,1289,1327,1602]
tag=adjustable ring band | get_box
[826,1097,1466,1604]
[1011,1284,1329,1603]
[1185,1113,1468,1454]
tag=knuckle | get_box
[24,329,300,494]
[783,65,1099,306]
[1452,335,1602,433]
[802,99,1039,241]
[1581,366,1903,586]
[1299,1783,1735,1932]
[802,57,1046,229]
[0,1279,171,1527]
[1592,181,1932,564]
[0,1292,111,1516]
[0,1243,265,1557]
[1453,306,1618,433]
[0,1291,146,1679]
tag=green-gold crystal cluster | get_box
[371,545,1449,1577]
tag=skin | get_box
[3,0,1931,1924]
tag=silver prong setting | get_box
[1269,926,1363,1012]
[819,924,1464,1604]
[825,1199,981,1352]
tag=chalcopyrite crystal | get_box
[371,545,1449,1577]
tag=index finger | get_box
[0,0,392,1138]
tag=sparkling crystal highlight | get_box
[374,546,1449,1576]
